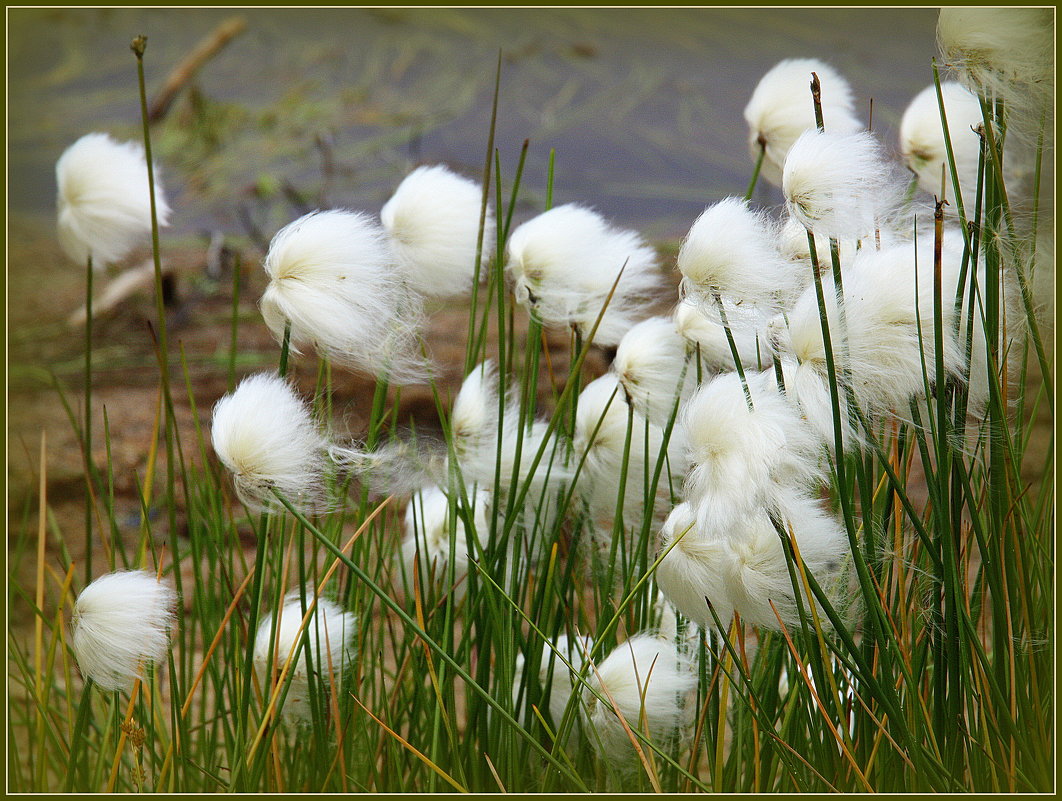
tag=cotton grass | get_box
[70,570,177,692]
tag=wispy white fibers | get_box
[936,8,1053,130]
[56,132,171,266]
[253,591,357,726]
[71,570,177,691]
[772,238,970,421]
[513,634,595,724]
[612,316,696,426]
[776,215,860,274]
[900,82,985,198]
[678,197,799,308]
[673,296,771,372]
[783,130,905,240]
[582,633,696,761]
[380,164,495,299]
[680,370,823,532]
[656,491,849,631]
[743,58,863,187]
[449,360,570,497]
[506,203,665,346]
[573,373,688,528]
[211,372,332,513]
[260,209,428,383]
[400,484,489,596]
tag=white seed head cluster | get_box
[211,372,332,513]
[260,209,429,383]
[673,297,772,372]
[506,203,665,346]
[936,7,1054,132]
[783,130,904,240]
[900,82,985,198]
[56,132,171,266]
[581,633,697,761]
[612,316,696,426]
[70,570,177,691]
[573,373,688,527]
[253,592,357,726]
[678,197,797,308]
[380,164,495,299]
[743,58,863,187]
[400,484,490,596]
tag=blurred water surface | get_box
[10,7,939,242]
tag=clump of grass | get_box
[9,12,1053,793]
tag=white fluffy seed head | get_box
[612,316,694,426]
[783,130,904,240]
[513,634,595,724]
[211,372,331,513]
[70,570,176,691]
[582,633,697,761]
[380,164,495,299]
[450,361,571,498]
[673,297,771,372]
[260,209,429,383]
[56,132,171,266]
[936,8,1053,125]
[678,198,798,308]
[400,485,489,596]
[573,373,688,526]
[743,58,864,187]
[506,203,665,346]
[775,238,969,420]
[900,82,985,198]
[253,592,357,726]
[776,215,861,277]
[680,370,824,531]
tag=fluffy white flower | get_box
[770,356,864,456]
[783,130,904,240]
[743,58,864,187]
[678,197,798,308]
[211,372,332,512]
[70,570,176,691]
[400,484,489,595]
[612,316,696,426]
[449,360,570,499]
[936,7,1053,126]
[573,374,688,528]
[673,296,771,372]
[680,370,824,532]
[581,633,697,761]
[900,82,985,198]
[260,209,428,383]
[513,634,595,725]
[380,164,495,299]
[772,238,970,420]
[506,204,665,346]
[776,215,860,275]
[253,591,357,726]
[656,491,849,631]
[56,132,171,266]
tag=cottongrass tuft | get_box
[673,297,771,372]
[260,209,429,383]
[506,203,665,346]
[380,164,495,299]
[900,81,985,198]
[70,570,177,691]
[677,197,798,308]
[253,592,357,726]
[743,58,863,187]
[612,316,695,426]
[400,484,490,597]
[211,372,332,513]
[782,129,904,240]
[513,633,595,725]
[56,132,171,266]
[582,633,696,762]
